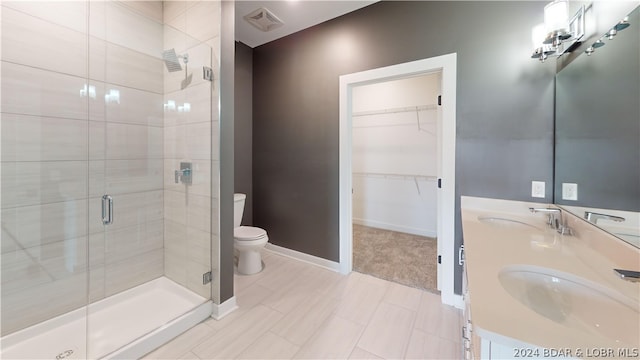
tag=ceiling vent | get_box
[244,7,284,32]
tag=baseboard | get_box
[211,296,238,320]
[353,218,437,238]
[264,243,341,272]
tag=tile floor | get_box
[144,251,463,359]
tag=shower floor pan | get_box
[1,277,210,359]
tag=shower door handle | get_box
[102,195,113,225]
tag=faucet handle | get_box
[558,225,573,236]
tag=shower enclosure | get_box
[1,1,221,358]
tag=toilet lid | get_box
[234,226,267,240]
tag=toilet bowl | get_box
[234,193,269,275]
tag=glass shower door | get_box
[85,2,214,357]
[86,1,170,356]
[1,1,92,358]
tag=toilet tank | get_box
[233,193,246,228]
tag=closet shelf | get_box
[352,104,438,133]
[352,104,437,117]
[353,172,437,181]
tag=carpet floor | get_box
[353,224,438,292]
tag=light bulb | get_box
[544,0,569,33]
[531,23,546,48]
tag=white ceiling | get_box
[235,1,378,48]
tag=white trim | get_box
[452,294,464,310]
[264,243,341,272]
[211,296,238,320]
[105,301,213,359]
[353,218,437,238]
[339,53,458,306]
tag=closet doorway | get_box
[339,54,457,305]
[351,74,440,292]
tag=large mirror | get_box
[555,5,640,247]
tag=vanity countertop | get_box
[461,196,640,354]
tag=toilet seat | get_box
[234,226,267,240]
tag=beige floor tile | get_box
[234,270,262,292]
[192,304,283,359]
[349,347,384,359]
[383,281,423,311]
[177,351,201,360]
[334,272,390,325]
[203,283,275,332]
[405,329,462,360]
[234,250,288,292]
[293,315,364,359]
[149,252,462,360]
[142,323,214,359]
[257,255,310,291]
[237,331,300,359]
[357,302,415,359]
[304,265,346,294]
[415,291,462,342]
[260,267,321,314]
[271,290,340,346]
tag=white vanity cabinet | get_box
[462,262,481,360]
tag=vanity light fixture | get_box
[531,0,585,62]
[584,15,632,56]
[531,23,555,62]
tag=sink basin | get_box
[499,265,639,346]
[478,216,542,231]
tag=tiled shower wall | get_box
[162,0,220,301]
[1,0,220,335]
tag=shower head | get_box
[162,49,188,72]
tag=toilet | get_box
[233,193,269,275]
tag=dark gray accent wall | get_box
[252,1,555,295]
[234,41,254,225]
[219,0,235,303]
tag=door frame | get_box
[338,53,457,306]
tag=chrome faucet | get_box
[529,207,572,235]
[614,269,640,282]
[584,211,625,224]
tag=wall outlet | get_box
[531,181,545,198]
[562,183,578,200]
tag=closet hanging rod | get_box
[353,172,437,181]
[352,104,437,117]
[352,122,435,129]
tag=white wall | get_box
[352,73,440,237]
